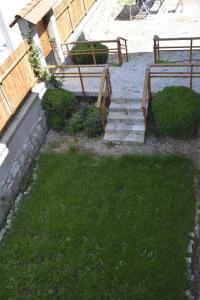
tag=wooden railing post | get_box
[99,100,106,130]
[77,66,85,94]
[142,67,151,133]
[117,38,123,66]
[91,44,97,64]
[190,64,193,89]
[189,39,193,63]
[124,39,129,62]
[153,35,159,63]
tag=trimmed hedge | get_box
[72,43,109,65]
[152,86,200,138]
[42,88,75,131]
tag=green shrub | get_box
[68,107,86,133]
[72,43,109,65]
[84,104,103,137]
[68,104,103,137]
[152,86,200,138]
[42,88,75,131]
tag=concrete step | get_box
[111,98,141,104]
[107,111,144,125]
[109,102,141,112]
[103,132,145,144]
[105,123,145,134]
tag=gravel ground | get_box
[42,130,200,167]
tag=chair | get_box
[130,0,167,19]
[136,0,153,19]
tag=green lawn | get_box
[0,150,196,299]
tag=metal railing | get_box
[62,37,128,66]
[153,35,200,63]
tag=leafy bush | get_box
[84,105,103,137]
[68,104,103,137]
[68,107,86,133]
[152,86,200,138]
[72,43,109,65]
[42,88,75,131]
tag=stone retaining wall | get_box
[0,84,48,226]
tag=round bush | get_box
[72,43,109,65]
[42,88,75,131]
[152,86,200,138]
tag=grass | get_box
[0,150,196,299]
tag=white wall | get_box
[0,0,29,63]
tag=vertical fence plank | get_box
[0,40,36,132]
[54,0,96,43]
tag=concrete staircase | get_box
[103,98,145,144]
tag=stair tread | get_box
[109,102,141,110]
[112,98,141,103]
[108,111,143,119]
[103,132,144,143]
[105,123,145,131]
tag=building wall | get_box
[0,0,29,63]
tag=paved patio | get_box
[63,0,200,99]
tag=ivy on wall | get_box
[28,38,62,88]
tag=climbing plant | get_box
[28,38,62,88]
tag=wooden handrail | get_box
[49,64,112,130]
[96,65,112,129]
[62,37,129,66]
[142,68,150,132]
[153,35,200,63]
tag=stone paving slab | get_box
[62,51,200,101]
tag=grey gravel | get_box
[41,130,200,168]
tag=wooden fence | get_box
[62,37,128,65]
[142,63,200,132]
[53,0,96,43]
[153,35,200,63]
[49,64,112,128]
[0,40,36,133]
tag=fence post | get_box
[153,35,159,63]
[189,39,193,63]
[189,64,193,89]
[124,39,129,62]
[100,100,106,130]
[78,66,85,94]
[91,44,97,64]
[117,38,123,66]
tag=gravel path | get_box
[42,130,200,168]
